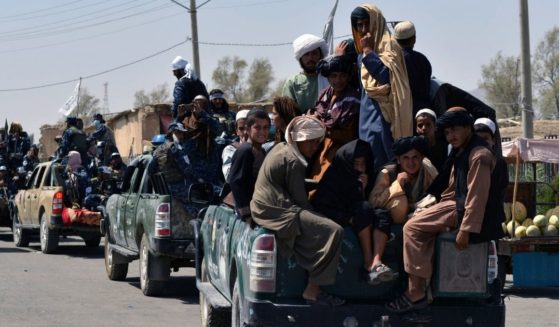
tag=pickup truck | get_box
[195,201,506,327]
[12,161,102,254]
[101,154,209,296]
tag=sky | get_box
[1,0,558,140]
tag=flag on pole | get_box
[322,0,339,55]
[58,79,81,116]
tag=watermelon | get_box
[512,201,527,223]
[549,215,559,228]
[544,225,558,236]
[533,215,548,227]
[515,225,527,238]
[504,202,512,222]
[526,225,541,237]
[522,218,533,227]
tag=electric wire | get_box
[0,0,85,20]
[0,0,109,23]
[0,39,188,92]
[0,2,175,42]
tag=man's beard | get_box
[300,60,317,74]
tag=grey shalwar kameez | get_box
[250,142,343,285]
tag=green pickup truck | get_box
[101,154,204,296]
[195,201,506,327]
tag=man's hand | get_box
[335,41,349,56]
[455,230,470,250]
[360,32,374,55]
[396,172,409,187]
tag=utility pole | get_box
[170,0,211,78]
[520,0,533,138]
[189,0,201,78]
[102,82,110,114]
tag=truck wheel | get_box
[83,235,101,248]
[200,259,231,327]
[40,214,59,254]
[104,234,128,281]
[139,234,165,296]
[12,209,30,247]
[231,279,243,327]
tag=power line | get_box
[201,0,289,10]
[0,38,188,92]
[0,0,85,20]
[0,11,183,54]
[0,3,174,42]
[0,0,108,22]
[0,0,147,38]
[193,34,352,47]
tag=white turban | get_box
[415,108,437,120]
[292,34,328,60]
[235,109,250,121]
[285,116,325,166]
[171,56,188,70]
[184,62,198,80]
[474,117,496,134]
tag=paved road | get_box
[1,226,558,327]
[0,227,201,327]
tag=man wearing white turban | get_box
[170,55,209,119]
[282,34,329,114]
[250,116,345,306]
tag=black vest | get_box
[452,135,508,243]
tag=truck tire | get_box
[83,235,101,248]
[104,234,128,281]
[200,259,231,327]
[140,234,166,296]
[40,214,59,254]
[231,279,243,327]
[12,209,30,247]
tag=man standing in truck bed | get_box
[387,108,505,313]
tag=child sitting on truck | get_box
[228,109,270,223]
[368,136,438,284]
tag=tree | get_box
[479,52,522,118]
[133,83,170,108]
[246,58,274,101]
[212,56,248,102]
[211,56,275,102]
[533,27,559,119]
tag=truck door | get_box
[112,165,135,246]
[215,205,237,292]
[123,165,144,249]
[18,167,39,224]
[27,165,46,225]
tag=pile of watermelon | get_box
[502,202,559,238]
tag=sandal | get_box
[305,291,345,307]
[368,263,399,285]
[385,293,428,313]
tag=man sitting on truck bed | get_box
[250,116,345,307]
[387,108,505,313]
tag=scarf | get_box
[351,4,412,139]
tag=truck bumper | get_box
[242,300,506,327]
[50,215,100,233]
[152,238,196,259]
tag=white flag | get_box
[322,0,339,55]
[58,80,81,116]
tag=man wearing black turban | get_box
[386,109,505,313]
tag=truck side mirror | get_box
[188,183,214,205]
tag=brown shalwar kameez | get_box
[250,142,344,285]
[403,146,495,279]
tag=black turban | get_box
[317,55,353,77]
[351,7,369,28]
[436,109,474,132]
[392,136,429,156]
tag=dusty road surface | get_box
[0,227,201,327]
[1,226,558,326]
